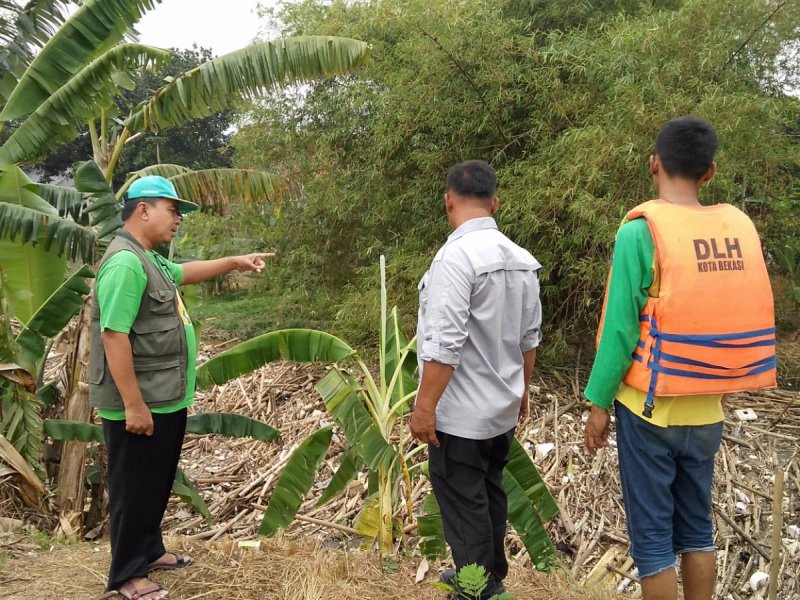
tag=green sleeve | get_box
[96,251,147,334]
[583,218,654,409]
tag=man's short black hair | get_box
[655,116,718,180]
[121,196,159,221]
[446,160,497,200]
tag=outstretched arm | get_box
[181,253,275,284]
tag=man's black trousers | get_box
[102,409,187,591]
[429,427,515,596]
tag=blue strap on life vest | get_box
[634,315,776,419]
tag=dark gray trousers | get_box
[102,409,187,591]
[429,427,515,597]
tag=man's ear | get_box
[444,192,454,213]
[649,154,659,176]
[489,196,499,215]
[700,161,717,184]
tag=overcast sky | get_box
[136,0,270,56]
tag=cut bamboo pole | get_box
[768,464,784,600]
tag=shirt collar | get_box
[447,216,498,242]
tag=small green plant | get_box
[434,564,514,600]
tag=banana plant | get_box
[42,413,280,522]
[196,257,560,566]
[0,0,371,494]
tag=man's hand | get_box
[410,405,440,448]
[232,253,275,273]
[584,404,610,455]
[518,390,529,424]
[125,402,154,436]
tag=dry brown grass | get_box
[0,536,606,600]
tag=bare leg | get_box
[681,551,716,600]
[641,567,678,600]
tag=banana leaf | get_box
[417,491,446,560]
[197,329,356,388]
[43,418,104,443]
[1,0,164,122]
[126,37,371,132]
[117,164,193,198]
[74,160,122,243]
[383,306,416,413]
[173,466,212,524]
[186,412,279,442]
[316,444,363,507]
[35,183,86,221]
[505,438,559,521]
[0,43,170,164]
[353,493,380,539]
[0,164,67,322]
[15,265,93,373]
[168,169,289,215]
[315,368,397,473]
[259,425,334,536]
[504,469,558,570]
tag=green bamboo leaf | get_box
[503,468,558,571]
[0,43,170,164]
[186,412,280,442]
[197,329,356,388]
[315,369,397,473]
[172,466,212,524]
[15,264,93,372]
[505,438,559,521]
[43,418,104,443]
[417,491,447,560]
[1,0,164,122]
[126,36,371,132]
[259,425,334,536]
[316,444,362,507]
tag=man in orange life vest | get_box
[583,117,776,600]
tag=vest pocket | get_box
[147,289,177,315]
[134,359,183,403]
[130,315,182,357]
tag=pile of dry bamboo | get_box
[162,358,799,599]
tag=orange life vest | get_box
[605,199,776,417]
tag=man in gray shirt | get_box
[411,160,542,599]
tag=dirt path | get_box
[0,536,599,600]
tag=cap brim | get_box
[175,198,200,214]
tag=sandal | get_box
[118,581,169,600]
[148,552,193,572]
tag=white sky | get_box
[136,0,269,56]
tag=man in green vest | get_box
[89,176,271,600]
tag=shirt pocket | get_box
[418,272,430,311]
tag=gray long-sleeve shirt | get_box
[416,217,542,439]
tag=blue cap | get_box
[126,176,199,214]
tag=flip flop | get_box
[148,553,193,572]
[118,581,169,600]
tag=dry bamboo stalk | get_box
[713,505,771,561]
[768,464,784,600]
